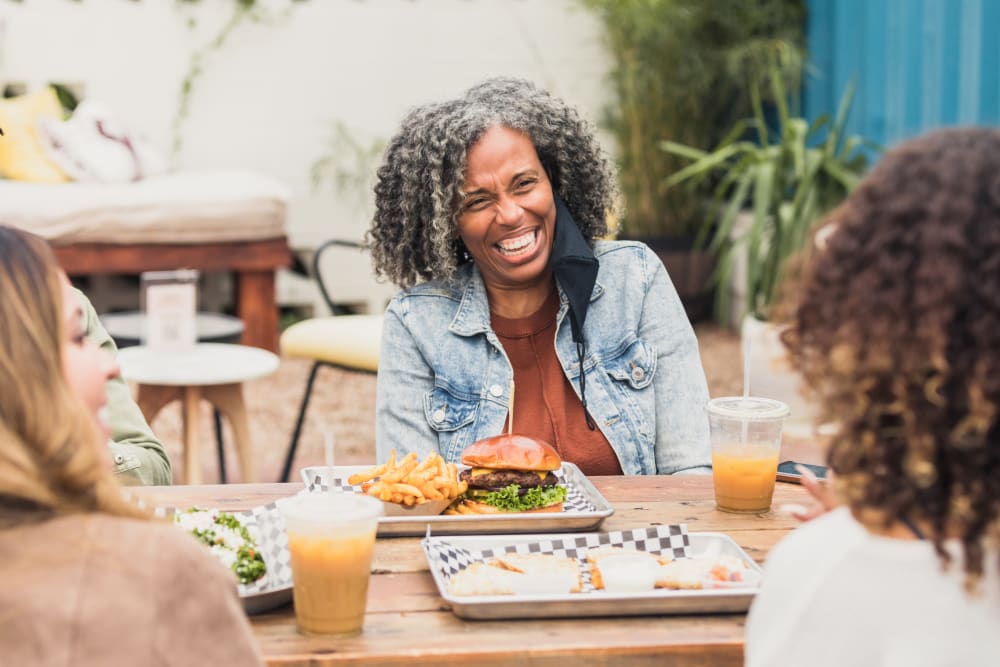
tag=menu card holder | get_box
[140,269,198,352]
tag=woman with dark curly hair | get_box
[745,128,1000,666]
[368,78,710,480]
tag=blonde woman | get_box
[0,226,262,666]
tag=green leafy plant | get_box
[661,66,873,323]
[581,0,806,238]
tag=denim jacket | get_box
[375,240,711,474]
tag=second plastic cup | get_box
[707,396,790,513]
[280,492,384,636]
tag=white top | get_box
[745,507,1000,667]
[117,343,279,386]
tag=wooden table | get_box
[138,461,818,667]
[57,237,291,352]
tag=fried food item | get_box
[447,555,581,597]
[491,553,582,593]
[584,546,663,590]
[447,562,525,596]
[655,555,748,590]
[348,450,467,508]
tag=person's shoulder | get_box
[593,238,653,259]
[767,507,862,567]
[391,270,470,304]
[85,514,226,574]
[594,239,660,269]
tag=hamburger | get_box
[455,434,567,514]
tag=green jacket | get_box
[78,291,173,485]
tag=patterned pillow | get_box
[38,100,167,183]
[0,87,70,182]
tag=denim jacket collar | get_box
[447,262,605,338]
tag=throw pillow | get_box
[38,100,168,183]
[0,87,70,182]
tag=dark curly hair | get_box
[368,77,617,288]
[782,128,1000,591]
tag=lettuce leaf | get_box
[482,484,567,512]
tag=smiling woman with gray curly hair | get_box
[368,77,710,483]
[369,78,616,287]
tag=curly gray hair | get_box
[368,77,617,288]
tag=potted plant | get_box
[662,66,873,433]
[580,0,807,321]
[662,67,871,325]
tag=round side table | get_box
[99,311,245,348]
[118,343,279,484]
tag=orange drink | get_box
[712,445,780,512]
[280,493,383,636]
[707,397,790,514]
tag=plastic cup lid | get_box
[706,396,790,421]
[279,491,384,524]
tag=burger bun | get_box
[460,434,561,472]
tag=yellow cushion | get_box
[280,314,383,372]
[0,88,70,182]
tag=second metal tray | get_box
[422,528,762,619]
[300,462,614,537]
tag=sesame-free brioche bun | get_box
[460,434,561,472]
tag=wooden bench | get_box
[55,238,290,352]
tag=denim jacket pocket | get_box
[604,339,657,390]
[424,386,480,432]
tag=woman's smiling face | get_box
[456,126,557,298]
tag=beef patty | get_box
[459,469,559,491]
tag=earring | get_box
[456,239,472,263]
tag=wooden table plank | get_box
[251,610,745,667]
[135,475,812,666]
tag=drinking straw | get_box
[743,334,752,399]
[508,380,515,436]
[741,335,752,444]
[324,431,335,493]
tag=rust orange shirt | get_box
[491,288,623,476]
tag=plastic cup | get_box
[280,493,383,637]
[707,397,790,513]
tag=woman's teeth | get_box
[496,230,536,256]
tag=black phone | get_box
[775,460,828,484]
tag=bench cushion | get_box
[0,169,288,244]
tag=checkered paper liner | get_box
[155,502,293,597]
[423,524,691,593]
[304,466,599,513]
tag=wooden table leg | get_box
[236,269,278,353]
[182,386,202,485]
[203,383,256,483]
[134,384,182,424]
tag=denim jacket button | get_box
[631,367,645,382]
[432,409,446,423]
[114,454,125,465]
[489,384,503,397]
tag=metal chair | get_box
[278,239,387,482]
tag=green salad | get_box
[175,508,267,585]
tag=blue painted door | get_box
[806,0,1000,149]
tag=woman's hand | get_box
[781,465,840,522]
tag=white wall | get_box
[1,0,612,311]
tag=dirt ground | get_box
[145,323,742,484]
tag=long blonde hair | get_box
[0,226,147,520]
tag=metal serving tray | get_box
[300,463,614,537]
[164,505,293,616]
[422,528,762,619]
